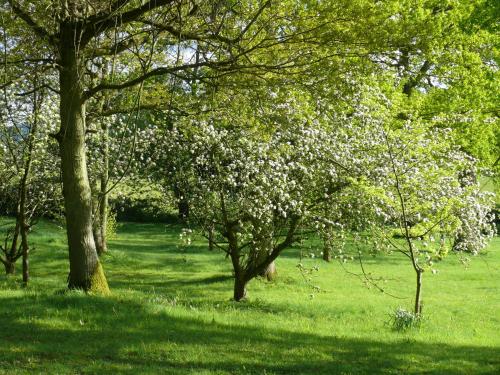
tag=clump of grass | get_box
[391,307,422,331]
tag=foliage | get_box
[105,208,118,241]
[110,179,177,223]
[161,102,351,299]
[391,307,422,331]
[325,85,497,313]
[0,82,61,275]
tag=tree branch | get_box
[84,59,234,99]
[7,0,56,45]
[85,0,177,39]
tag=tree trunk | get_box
[93,223,105,255]
[58,32,109,294]
[414,270,423,315]
[178,198,189,220]
[208,223,215,251]
[233,275,248,301]
[259,261,277,281]
[19,77,40,285]
[322,246,331,262]
[92,178,106,256]
[321,227,332,262]
[4,261,15,275]
[98,121,109,254]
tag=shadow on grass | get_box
[0,294,498,374]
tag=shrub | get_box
[391,307,421,331]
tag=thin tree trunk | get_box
[178,198,189,220]
[322,246,331,262]
[92,178,105,256]
[227,224,247,301]
[18,198,30,283]
[58,35,109,293]
[19,77,40,285]
[98,121,109,254]
[208,223,215,251]
[92,220,105,255]
[414,270,423,315]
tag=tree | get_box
[0,79,61,280]
[161,85,359,300]
[332,86,496,315]
[1,0,321,292]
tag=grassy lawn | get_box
[0,220,499,374]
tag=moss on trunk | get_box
[89,261,110,295]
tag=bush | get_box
[391,307,421,331]
[110,180,178,223]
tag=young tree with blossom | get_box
[0,81,61,281]
[330,87,496,315]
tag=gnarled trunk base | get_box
[233,277,247,301]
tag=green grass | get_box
[0,220,499,374]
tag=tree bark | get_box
[98,120,109,254]
[414,270,423,315]
[91,177,105,256]
[58,29,109,293]
[322,246,331,262]
[233,275,248,301]
[4,261,15,275]
[92,221,105,255]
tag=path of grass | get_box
[0,220,499,374]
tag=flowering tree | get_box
[330,88,496,315]
[162,103,353,300]
[0,83,61,280]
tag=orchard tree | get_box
[0,81,61,280]
[330,87,496,315]
[161,87,361,300]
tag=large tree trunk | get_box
[58,33,109,294]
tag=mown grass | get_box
[0,219,499,374]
